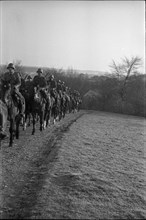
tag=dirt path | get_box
[0,110,146,219]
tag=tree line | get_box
[0,56,145,117]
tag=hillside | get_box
[1,110,145,219]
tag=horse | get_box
[63,93,71,115]
[69,95,79,113]
[0,100,8,140]
[53,92,64,123]
[44,89,55,127]
[20,78,33,130]
[31,86,47,135]
[77,98,82,111]
[60,93,68,118]
[1,81,25,146]
[20,79,48,134]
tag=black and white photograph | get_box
[0,0,145,219]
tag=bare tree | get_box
[110,56,142,101]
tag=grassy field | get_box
[1,110,146,219]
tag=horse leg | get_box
[47,109,51,126]
[62,105,66,118]
[46,109,50,128]
[22,111,26,131]
[32,113,36,135]
[48,112,51,125]
[23,113,27,131]
[53,118,56,124]
[43,108,47,129]
[40,112,43,131]
[27,113,31,126]
[41,109,46,130]
[60,105,63,120]
[36,113,39,122]
[51,107,56,124]
[58,107,61,121]
[46,114,48,128]
[58,102,61,121]
[43,115,46,130]
[9,121,13,147]
[55,107,59,123]
[16,121,20,139]
[56,107,59,122]
[15,114,21,139]
[53,114,56,124]
[63,109,65,118]
[9,118,15,147]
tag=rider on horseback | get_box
[25,74,32,82]
[57,79,63,98]
[32,68,47,102]
[33,68,47,89]
[47,74,57,99]
[1,63,25,116]
[32,68,48,102]
[61,81,66,93]
[24,75,33,91]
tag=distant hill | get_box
[0,64,108,77]
[75,69,108,76]
[22,66,42,76]
[23,66,108,76]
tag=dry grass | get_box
[29,111,146,219]
[0,110,145,219]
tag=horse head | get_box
[33,86,40,101]
[2,80,11,93]
[1,80,13,104]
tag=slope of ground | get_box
[0,110,146,219]
[29,111,146,219]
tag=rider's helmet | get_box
[27,75,32,80]
[49,74,54,80]
[7,63,15,70]
[37,68,43,74]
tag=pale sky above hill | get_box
[0,1,145,73]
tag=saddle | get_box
[11,91,25,115]
[12,92,21,107]
[40,88,48,104]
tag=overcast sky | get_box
[0,1,145,72]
